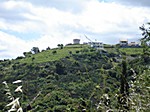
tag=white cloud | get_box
[0,0,150,59]
[112,0,150,7]
[0,31,80,59]
[0,31,29,59]
[78,1,150,33]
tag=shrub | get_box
[53,105,67,112]
[16,56,24,60]
[103,63,113,70]
[52,50,57,54]
[76,50,80,53]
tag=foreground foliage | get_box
[0,44,150,111]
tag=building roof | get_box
[120,39,128,42]
[73,39,80,41]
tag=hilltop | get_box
[0,44,149,112]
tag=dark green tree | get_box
[55,61,66,75]
[140,23,150,42]
[118,58,130,111]
[31,47,40,54]
[120,59,129,96]
[23,51,32,57]
[46,47,50,50]
[52,50,57,55]
[57,44,64,49]
[139,23,150,62]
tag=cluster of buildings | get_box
[71,38,140,49]
[119,39,140,47]
[73,39,104,49]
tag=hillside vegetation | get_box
[0,43,149,111]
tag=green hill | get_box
[0,45,149,112]
[18,44,88,63]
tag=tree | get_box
[57,44,63,49]
[139,23,150,62]
[55,61,66,75]
[31,47,40,54]
[69,51,72,56]
[117,58,130,111]
[52,50,57,55]
[23,52,32,57]
[139,23,150,43]
[46,47,50,50]
[60,44,64,49]
[120,59,129,96]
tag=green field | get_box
[19,47,83,63]
[18,45,146,64]
[119,48,143,55]
[106,47,143,55]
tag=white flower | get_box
[15,86,23,93]
[8,96,14,101]
[3,81,9,88]
[147,87,150,89]
[103,94,109,99]
[7,98,22,112]
[10,103,16,110]
[2,81,7,85]
[8,108,17,112]
[82,109,86,111]
[6,91,11,96]
[17,107,23,112]
[4,88,10,92]
[13,80,22,84]
[6,98,20,107]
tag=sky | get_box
[0,0,150,60]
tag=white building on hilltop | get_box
[73,39,80,44]
[89,42,103,49]
[119,39,128,46]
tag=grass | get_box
[119,48,143,55]
[18,45,146,64]
[105,48,118,54]
[105,48,144,55]
[19,47,83,63]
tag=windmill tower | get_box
[73,39,80,44]
[84,35,104,49]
